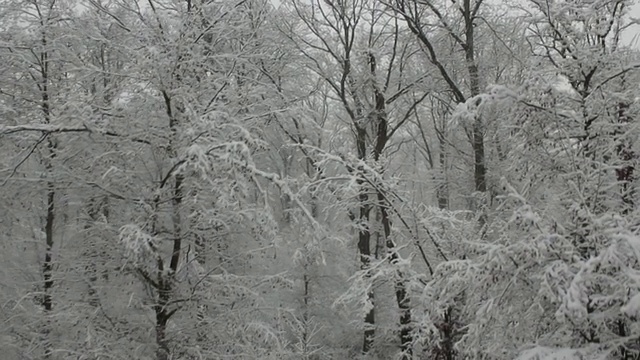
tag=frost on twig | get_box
[119,224,158,266]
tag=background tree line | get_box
[0,0,639,359]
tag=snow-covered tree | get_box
[421,0,640,358]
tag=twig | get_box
[1,133,48,186]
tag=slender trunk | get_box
[303,157,318,356]
[436,307,456,360]
[437,124,449,210]
[370,51,412,358]
[464,0,486,228]
[615,101,634,359]
[360,228,375,354]
[355,121,375,353]
[43,153,54,316]
[43,180,55,306]
[379,191,412,358]
[155,174,182,360]
[358,173,375,353]
[191,192,208,344]
[85,197,109,307]
[153,88,184,360]
[616,101,634,214]
[438,152,448,209]
[155,268,172,360]
[39,21,55,358]
[170,174,183,273]
[42,178,55,359]
[473,118,486,227]
[301,269,311,359]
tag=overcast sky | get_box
[621,2,640,47]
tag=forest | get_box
[0,0,639,359]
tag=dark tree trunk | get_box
[150,86,184,360]
[348,60,376,350]
[464,0,487,228]
[436,307,456,360]
[357,159,375,353]
[370,51,412,358]
[39,20,55,358]
[155,272,173,360]
[616,102,634,214]
[435,116,449,210]
[380,193,412,358]
[85,196,109,307]
[615,101,635,359]
[43,184,55,314]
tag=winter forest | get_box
[2,0,640,359]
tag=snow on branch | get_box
[119,224,158,266]
[516,345,607,360]
[0,124,151,144]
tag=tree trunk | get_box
[150,86,184,360]
[616,101,634,214]
[615,101,635,359]
[435,113,449,210]
[39,20,55,358]
[155,174,182,360]
[42,177,55,359]
[438,144,449,210]
[464,0,487,228]
[379,191,412,358]
[354,117,375,353]
[370,51,413,358]
[155,275,172,360]
[359,203,375,354]
[84,196,109,307]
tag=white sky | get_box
[622,2,640,47]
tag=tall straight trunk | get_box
[169,174,183,273]
[356,123,375,353]
[300,266,312,359]
[301,155,321,358]
[43,162,54,314]
[340,48,376,353]
[459,23,483,345]
[615,101,635,359]
[43,175,55,359]
[616,101,634,214]
[369,51,413,359]
[155,269,173,360]
[153,88,185,360]
[437,140,449,210]
[153,164,183,360]
[85,196,109,307]
[379,190,412,357]
[39,20,55,358]
[464,0,487,227]
[437,307,456,360]
[433,113,449,210]
[191,192,208,344]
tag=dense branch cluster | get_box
[0,0,639,359]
